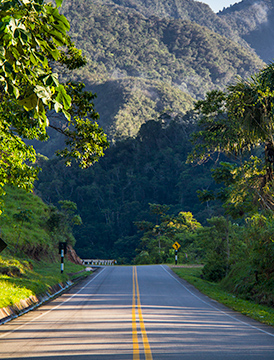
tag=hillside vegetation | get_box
[55,0,264,140]
[0,186,77,259]
[103,0,251,48]
[0,186,85,308]
[219,0,274,62]
[1,187,56,260]
[27,0,266,156]
[63,1,263,91]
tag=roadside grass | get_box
[171,266,274,327]
[0,186,89,310]
[0,255,87,308]
[0,186,53,255]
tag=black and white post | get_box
[59,242,67,274]
[61,248,64,273]
[175,249,178,265]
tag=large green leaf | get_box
[0,0,105,197]
[55,0,63,8]
[55,84,71,110]
[18,94,38,111]
[35,85,52,105]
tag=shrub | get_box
[202,255,227,282]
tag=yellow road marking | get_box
[132,266,139,360]
[132,266,153,360]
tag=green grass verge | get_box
[171,266,274,327]
[0,255,88,308]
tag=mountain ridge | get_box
[96,0,251,49]
[56,0,264,141]
[219,0,274,62]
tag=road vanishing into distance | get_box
[0,265,274,360]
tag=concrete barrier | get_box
[0,281,73,325]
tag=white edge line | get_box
[160,265,274,338]
[0,268,106,339]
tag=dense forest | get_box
[99,0,253,49]
[29,0,266,157]
[35,115,221,263]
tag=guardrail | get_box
[82,259,117,266]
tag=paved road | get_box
[0,265,274,359]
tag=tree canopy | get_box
[0,0,109,199]
[188,62,274,213]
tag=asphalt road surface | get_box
[0,265,274,360]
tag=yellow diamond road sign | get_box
[172,241,181,250]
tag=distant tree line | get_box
[35,114,221,262]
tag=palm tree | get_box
[190,62,274,212]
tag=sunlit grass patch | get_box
[0,279,34,308]
[0,255,87,308]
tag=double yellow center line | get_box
[132,266,153,360]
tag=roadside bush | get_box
[202,255,227,282]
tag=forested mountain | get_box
[219,0,274,62]
[96,0,248,46]
[62,0,261,92]
[53,0,264,141]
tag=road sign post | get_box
[59,242,67,274]
[172,241,181,265]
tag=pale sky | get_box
[201,0,238,12]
